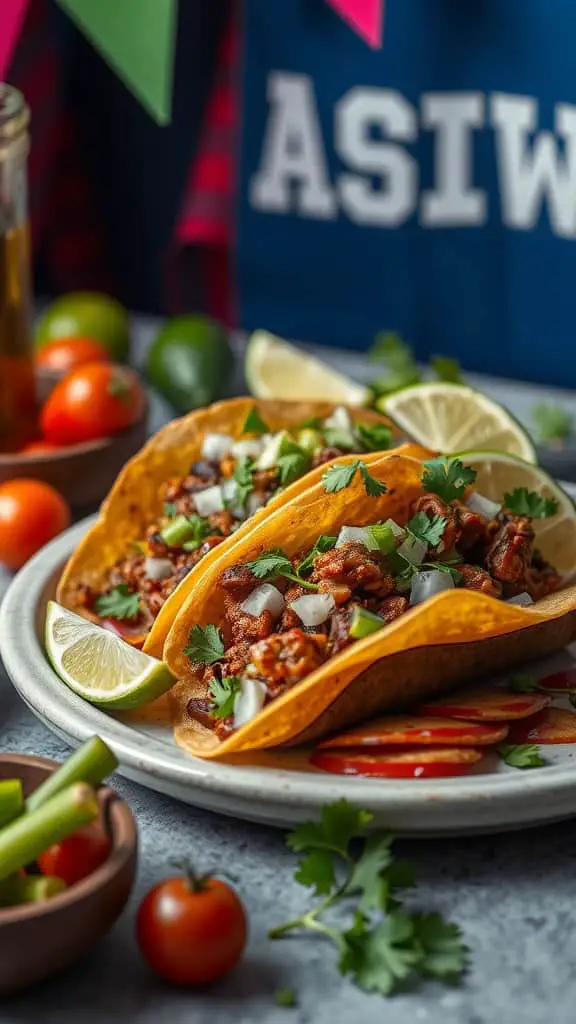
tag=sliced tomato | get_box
[506,707,576,744]
[418,689,550,722]
[318,715,508,749]
[537,669,576,693]
[310,745,483,779]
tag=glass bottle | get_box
[0,84,35,452]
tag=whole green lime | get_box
[146,315,234,413]
[36,292,131,362]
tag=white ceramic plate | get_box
[4,512,576,837]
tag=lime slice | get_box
[245,330,370,405]
[379,383,537,463]
[458,451,576,580]
[45,602,174,709]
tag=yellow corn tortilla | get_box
[165,452,576,759]
[56,397,405,657]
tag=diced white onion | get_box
[335,525,378,551]
[323,406,353,430]
[233,678,267,729]
[193,485,225,517]
[398,535,427,565]
[144,557,173,581]
[246,491,267,517]
[505,592,534,607]
[201,433,234,461]
[289,592,336,626]
[410,570,455,606]
[466,492,501,519]
[220,478,246,520]
[256,430,290,470]
[240,584,285,619]
[231,439,263,460]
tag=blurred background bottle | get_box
[0,84,35,453]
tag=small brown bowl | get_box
[0,754,138,996]
[0,398,148,509]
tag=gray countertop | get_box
[2,322,576,1023]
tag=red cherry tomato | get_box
[41,362,144,446]
[418,689,550,722]
[310,746,483,779]
[136,871,247,986]
[37,826,111,886]
[35,337,111,373]
[506,707,576,744]
[318,715,509,749]
[0,479,71,570]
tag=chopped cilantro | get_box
[184,624,225,666]
[532,403,572,444]
[503,487,559,519]
[422,457,477,503]
[407,511,447,548]
[163,501,177,518]
[233,457,255,508]
[323,427,358,451]
[357,422,394,452]
[242,406,269,435]
[246,549,318,590]
[297,535,337,576]
[275,988,297,1008]
[96,585,140,621]
[322,460,387,498]
[430,355,463,384]
[185,514,213,548]
[299,416,323,430]
[277,441,311,486]
[368,332,421,395]
[208,675,242,719]
[270,799,468,998]
[498,743,545,769]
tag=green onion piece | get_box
[0,779,23,829]
[349,606,385,640]
[26,736,118,813]
[0,783,99,881]
[296,428,323,455]
[367,524,397,555]
[182,539,200,551]
[160,515,197,548]
[0,873,67,908]
[381,518,405,538]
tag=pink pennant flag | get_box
[0,0,29,81]
[326,0,384,48]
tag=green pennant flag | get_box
[57,0,177,125]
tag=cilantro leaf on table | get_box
[322,460,387,498]
[242,406,269,435]
[297,535,337,576]
[275,988,297,1008]
[184,624,225,666]
[503,487,559,519]
[498,744,545,769]
[508,673,540,693]
[407,511,447,548]
[233,457,255,508]
[271,799,468,998]
[246,549,318,590]
[208,675,241,719]
[96,585,140,621]
[422,457,477,503]
[277,441,311,486]
[368,332,421,396]
[430,355,463,384]
[532,403,572,445]
[358,422,394,453]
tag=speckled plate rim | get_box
[4,509,576,836]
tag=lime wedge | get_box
[379,383,537,463]
[45,602,174,709]
[245,330,370,405]
[458,451,576,580]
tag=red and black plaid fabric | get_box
[8,0,112,294]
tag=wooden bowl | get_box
[0,754,138,995]
[0,400,148,510]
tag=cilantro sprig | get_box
[498,744,545,769]
[357,422,394,453]
[503,487,559,519]
[429,355,463,384]
[323,460,387,498]
[233,457,255,509]
[96,584,140,621]
[208,675,242,718]
[242,406,269,435]
[532,403,572,445]
[270,800,468,997]
[407,511,447,548]
[422,457,477,504]
[184,624,225,666]
[246,548,318,591]
[297,535,337,576]
[368,333,421,396]
[277,441,311,486]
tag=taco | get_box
[166,452,576,759]
[57,397,409,657]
